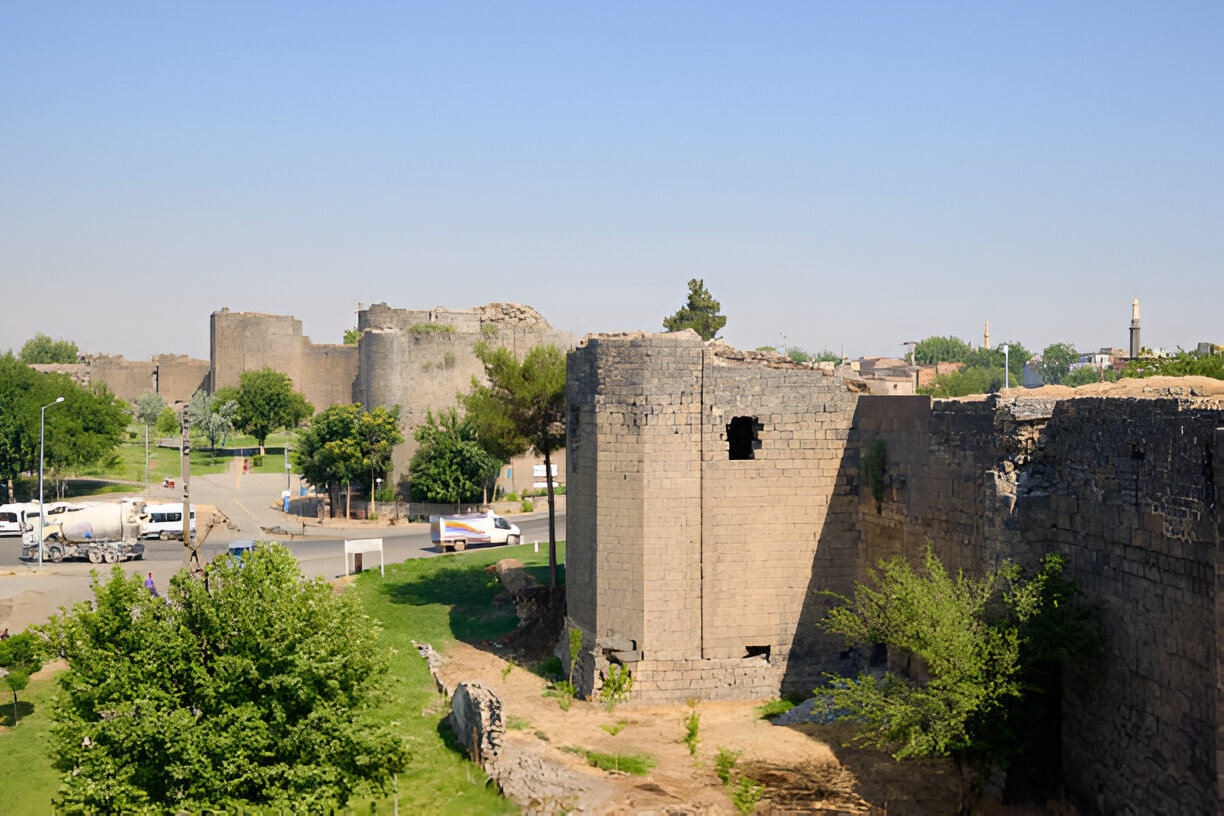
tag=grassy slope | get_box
[0,672,62,814]
[346,542,566,814]
[0,541,565,814]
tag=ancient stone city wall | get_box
[358,302,576,475]
[32,354,209,405]
[854,392,1224,814]
[567,330,1224,814]
[209,309,358,413]
[565,331,863,701]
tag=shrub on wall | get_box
[408,323,456,334]
[862,437,887,514]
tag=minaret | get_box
[984,322,990,351]
[1129,299,1141,359]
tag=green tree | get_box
[40,546,407,813]
[18,333,78,364]
[1064,364,1119,387]
[0,629,45,725]
[1036,342,1079,385]
[662,278,726,341]
[464,343,566,586]
[408,407,500,506]
[821,547,1093,808]
[133,391,166,484]
[294,404,403,518]
[0,353,43,501]
[913,336,972,365]
[233,367,314,451]
[1121,348,1224,380]
[154,405,180,437]
[343,327,362,345]
[187,389,238,452]
[0,356,128,500]
[918,367,1005,398]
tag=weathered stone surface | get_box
[566,329,1224,816]
[447,682,503,764]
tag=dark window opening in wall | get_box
[727,416,759,460]
[744,645,771,660]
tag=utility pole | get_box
[181,408,201,573]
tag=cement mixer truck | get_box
[21,499,148,563]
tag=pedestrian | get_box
[0,627,9,640]
[144,572,158,598]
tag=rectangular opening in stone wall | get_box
[727,416,759,460]
[744,645,771,660]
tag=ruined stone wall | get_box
[857,392,1224,815]
[209,309,358,412]
[358,302,576,477]
[41,354,210,404]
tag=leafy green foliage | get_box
[754,698,796,720]
[0,355,130,500]
[465,343,566,585]
[233,367,314,449]
[1064,364,1120,387]
[154,405,179,436]
[600,664,634,711]
[861,437,887,513]
[187,388,238,451]
[662,278,726,340]
[408,407,500,505]
[343,327,362,345]
[409,322,456,333]
[132,390,165,427]
[39,545,407,813]
[684,707,700,755]
[913,336,972,365]
[729,775,764,814]
[1122,348,1224,380]
[568,627,583,685]
[821,547,1093,768]
[18,333,78,364]
[714,746,743,784]
[600,720,628,736]
[583,750,656,775]
[295,403,403,516]
[0,630,45,726]
[918,365,1007,397]
[1036,342,1079,385]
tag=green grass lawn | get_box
[0,671,64,814]
[0,541,565,814]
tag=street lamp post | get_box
[1002,344,1010,390]
[284,443,291,491]
[38,396,65,568]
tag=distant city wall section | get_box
[357,302,576,476]
[31,353,209,405]
[209,308,358,412]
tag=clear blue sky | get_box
[2,2,1220,362]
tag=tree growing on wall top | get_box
[18,333,79,364]
[465,343,566,586]
[663,279,726,341]
[233,367,314,451]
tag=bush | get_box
[600,664,634,711]
[521,500,534,513]
[251,453,264,467]
[408,322,456,334]
[684,707,700,755]
[504,492,520,502]
[714,746,743,784]
[583,751,656,776]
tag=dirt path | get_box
[432,641,924,814]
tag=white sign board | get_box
[344,537,384,577]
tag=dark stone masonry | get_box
[565,330,1224,815]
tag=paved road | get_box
[0,468,565,632]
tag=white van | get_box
[0,503,35,536]
[0,502,61,536]
[142,503,196,540]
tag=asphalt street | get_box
[0,468,565,632]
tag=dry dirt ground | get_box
[433,641,979,815]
